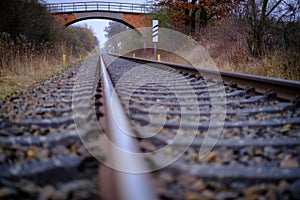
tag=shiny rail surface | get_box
[46,1,156,14]
[98,56,158,200]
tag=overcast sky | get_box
[45,0,149,45]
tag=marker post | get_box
[152,20,158,60]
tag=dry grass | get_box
[0,33,84,98]
[0,63,73,98]
[229,51,300,80]
[126,17,300,81]
[198,18,300,81]
[128,45,300,81]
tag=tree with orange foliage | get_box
[156,0,244,36]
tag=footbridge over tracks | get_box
[46,1,157,29]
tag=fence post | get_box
[63,54,66,64]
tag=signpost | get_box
[152,20,158,60]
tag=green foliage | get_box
[0,0,97,76]
[103,21,130,53]
[0,0,56,44]
[64,26,97,54]
[149,8,173,28]
[0,0,97,53]
[104,21,129,39]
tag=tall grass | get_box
[198,18,300,81]
[229,50,300,80]
[0,32,82,77]
[0,32,86,98]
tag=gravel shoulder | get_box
[0,61,81,99]
[0,56,101,200]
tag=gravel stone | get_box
[104,55,300,200]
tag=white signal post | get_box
[152,20,158,60]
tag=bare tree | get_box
[245,0,299,57]
[156,0,243,36]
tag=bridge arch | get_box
[62,16,135,30]
[54,12,151,30]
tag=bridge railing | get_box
[46,1,157,14]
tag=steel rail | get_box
[99,55,158,200]
[114,55,300,100]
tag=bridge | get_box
[46,1,157,29]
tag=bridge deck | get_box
[46,1,157,14]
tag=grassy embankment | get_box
[198,18,300,81]
[128,46,300,81]
[0,33,84,98]
[129,48,300,81]
[0,62,75,99]
[128,18,300,81]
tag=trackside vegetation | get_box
[149,0,300,80]
[0,0,98,97]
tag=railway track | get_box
[0,54,299,199]
[99,54,300,199]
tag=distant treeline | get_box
[0,0,97,75]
